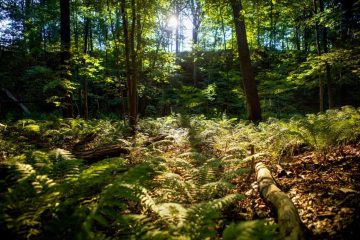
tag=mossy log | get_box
[255,162,304,240]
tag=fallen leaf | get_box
[339,187,358,194]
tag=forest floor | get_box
[1,113,360,239]
[237,144,360,240]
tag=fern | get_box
[223,220,279,240]
[1,109,358,239]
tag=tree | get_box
[60,0,73,118]
[230,0,261,121]
[313,0,324,112]
[318,0,333,109]
[120,0,138,133]
[190,0,203,85]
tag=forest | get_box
[0,0,359,239]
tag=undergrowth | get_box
[0,106,359,239]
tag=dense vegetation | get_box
[0,0,359,121]
[0,107,359,239]
[0,0,359,239]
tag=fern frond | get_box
[223,220,279,240]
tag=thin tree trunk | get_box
[295,26,301,51]
[220,9,227,50]
[121,0,137,134]
[190,0,201,85]
[74,1,80,117]
[313,0,324,112]
[319,0,334,108]
[303,25,310,52]
[269,0,274,49]
[230,0,261,122]
[60,0,73,118]
[1,88,31,115]
[83,17,90,120]
[107,0,127,121]
[129,0,138,132]
[175,1,180,55]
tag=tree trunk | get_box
[121,0,137,134]
[269,0,274,49]
[107,1,127,121]
[72,134,166,162]
[256,162,305,240]
[319,0,334,109]
[303,25,310,52]
[313,0,324,112]
[60,0,73,118]
[1,88,31,115]
[220,7,227,50]
[83,17,90,120]
[295,26,301,51]
[230,0,261,122]
[190,0,202,85]
[175,1,180,55]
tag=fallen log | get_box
[1,88,30,115]
[255,162,304,240]
[72,133,98,152]
[72,134,167,162]
[142,134,167,147]
[73,144,130,162]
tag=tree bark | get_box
[175,1,180,55]
[121,0,137,134]
[319,0,333,109]
[190,0,202,85]
[220,6,227,50]
[60,0,73,118]
[72,135,166,162]
[230,0,261,122]
[255,162,305,240]
[313,0,324,112]
[107,1,127,121]
[73,144,130,162]
[83,16,90,120]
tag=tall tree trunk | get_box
[319,0,333,109]
[60,0,73,118]
[313,0,324,112]
[83,17,90,120]
[74,2,80,117]
[220,8,227,50]
[230,0,261,122]
[175,1,180,55]
[303,25,310,52]
[269,0,274,49]
[107,1,126,121]
[121,0,137,134]
[295,25,301,51]
[190,0,202,85]
[338,0,356,45]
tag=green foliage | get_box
[223,220,279,240]
[1,107,359,239]
[290,106,360,152]
[0,117,246,239]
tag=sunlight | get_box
[167,15,178,29]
